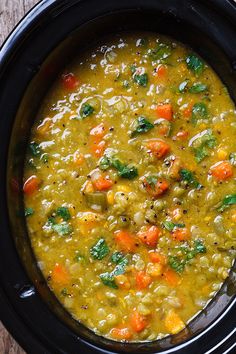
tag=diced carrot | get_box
[114,230,136,252]
[137,226,161,247]
[110,327,132,340]
[91,140,106,157]
[164,310,185,334]
[23,175,40,195]
[130,310,148,333]
[62,73,78,90]
[51,264,70,285]
[175,130,189,141]
[158,124,170,136]
[147,140,170,159]
[172,227,190,241]
[90,123,106,139]
[210,161,233,181]
[154,179,169,196]
[114,274,130,290]
[73,151,84,166]
[149,251,166,264]
[156,103,173,121]
[92,175,113,191]
[163,269,181,287]
[156,64,167,79]
[145,178,169,198]
[136,271,152,289]
[182,103,193,119]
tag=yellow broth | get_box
[24,33,236,342]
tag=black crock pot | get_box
[0,0,236,353]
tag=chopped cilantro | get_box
[100,272,118,289]
[180,169,202,189]
[186,54,204,75]
[99,155,138,179]
[80,103,94,118]
[131,116,154,137]
[169,256,185,273]
[90,238,109,260]
[191,102,208,125]
[149,43,172,61]
[169,239,206,273]
[100,255,128,289]
[134,73,148,87]
[189,83,207,93]
[163,221,185,231]
[217,194,236,212]
[56,206,71,221]
[191,130,216,163]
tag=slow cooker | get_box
[0,0,236,353]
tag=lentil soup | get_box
[24,33,236,342]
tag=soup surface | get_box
[24,33,236,342]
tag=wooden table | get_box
[0,2,39,352]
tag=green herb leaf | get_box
[99,156,110,170]
[118,165,138,179]
[29,142,41,157]
[131,116,154,137]
[111,252,125,264]
[168,256,185,273]
[217,194,236,212]
[90,238,109,260]
[189,83,207,93]
[100,272,118,289]
[134,73,148,87]
[170,239,206,273]
[100,255,128,288]
[56,207,71,221]
[180,169,202,189]
[191,102,208,125]
[99,155,138,179]
[149,43,172,61]
[163,221,185,232]
[229,152,236,166]
[24,207,34,217]
[80,103,94,118]
[191,129,216,163]
[186,54,204,75]
[194,240,206,254]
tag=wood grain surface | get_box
[0,2,39,352]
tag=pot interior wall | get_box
[6,6,236,354]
